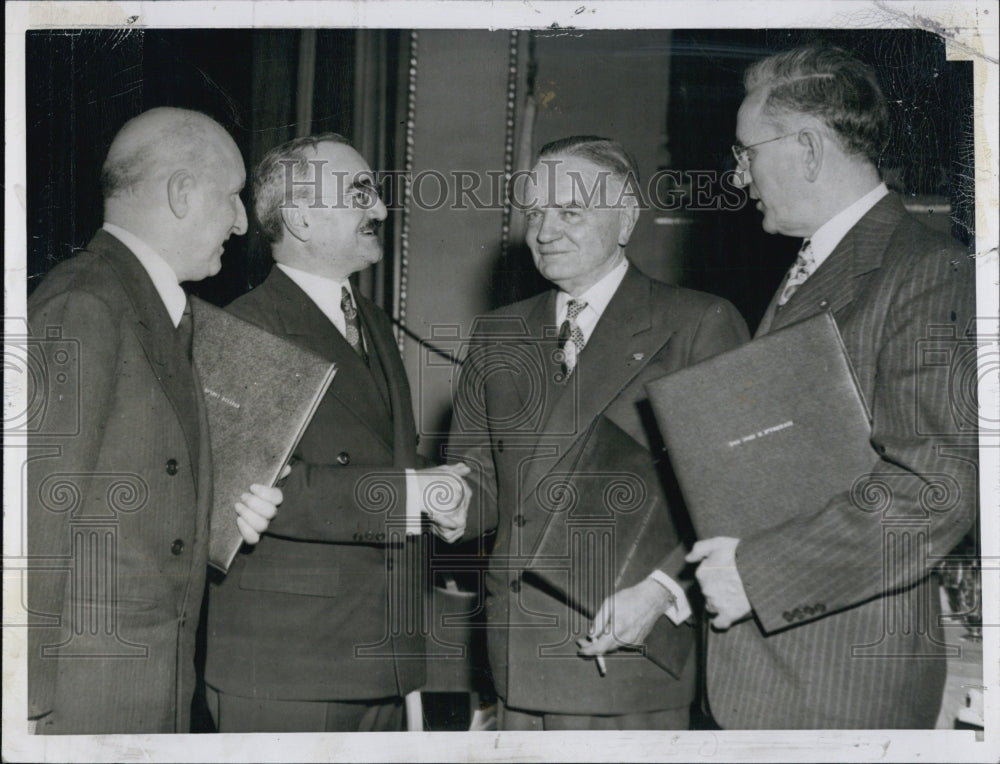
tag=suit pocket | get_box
[70,597,158,612]
[238,558,341,598]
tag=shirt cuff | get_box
[404,469,422,535]
[647,570,693,625]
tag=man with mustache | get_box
[27,107,284,734]
[204,133,471,732]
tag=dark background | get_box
[25,28,973,331]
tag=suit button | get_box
[497,440,504,453]
[166,459,179,476]
[513,514,526,527]
[782,611,793,622]
[816,603,826,614]
[509,578,521,593]
[819,299,829,308]
[170,539,185,555]
[376,532,386,542]
[365,531,374,540]
[337,452,350,465]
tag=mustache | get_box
[360,219,383,235]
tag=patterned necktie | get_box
[558,299,588,378]
[176,300,193,361]
[777,239,817,306]
[340,286,368,364]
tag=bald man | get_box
[27,107,283,734]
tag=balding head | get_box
[101,108,248,282]
[102,107,234,200]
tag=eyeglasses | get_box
[731,131,800,169]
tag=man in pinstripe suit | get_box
[686,44,978,728]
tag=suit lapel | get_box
[761,193,901,336]
[262,269,395,449]
[354,294,393,414]
[354,293,413,465]
[520,291,561,428]
[522,267,674,499]
[93,231,202,483]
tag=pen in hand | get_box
[578,632,608,676]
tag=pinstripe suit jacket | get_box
[27,231,212,733]
[707,193,978,728]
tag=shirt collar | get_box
[276,263,353,333]
[102,223,187,327]
[555,258,629,340]
[807,183,889,269]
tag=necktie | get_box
[777,239,816,306]
[176,300,193,361]
[558,299,588,378]
[341,286,368,363]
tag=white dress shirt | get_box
[556,257,691,624]
[277,263,421,534]
[806,182,889,275]
[276,263,356,340]
[103,223,186,327]
[555,258,628,344]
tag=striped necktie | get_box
[341,286,368,364]
[558,299,588,378]
[777,239,816,306]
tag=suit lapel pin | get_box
[632,353,645,361]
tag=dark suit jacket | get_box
[708,193,979,728]
[27,230,212,733]
[205,267,426,701]
[449,265,749,715]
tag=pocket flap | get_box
[238,558,341,598]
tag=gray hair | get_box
[744,44,889,164]
[253,132,353,244]
[537,135,641,186]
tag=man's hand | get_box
[416,462,471,543]
[576,578,673,657]
[234,465,290,545]
[685,536,752,630]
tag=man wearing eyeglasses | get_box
[686,44,977,728]
[203,133,471,732]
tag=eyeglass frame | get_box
[731,131,801,170]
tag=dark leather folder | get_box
[191,297,337,572]
[526,415,693,678]
[645,311,873,540]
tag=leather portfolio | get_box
[644,311,873,540]
[191,297,337,572]
[525,415,693,677]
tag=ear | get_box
[799,129,823,182]
[617,200,640,247]
[280,204,309,243]
[167,170,196,219]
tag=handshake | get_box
[413,462,472,543]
